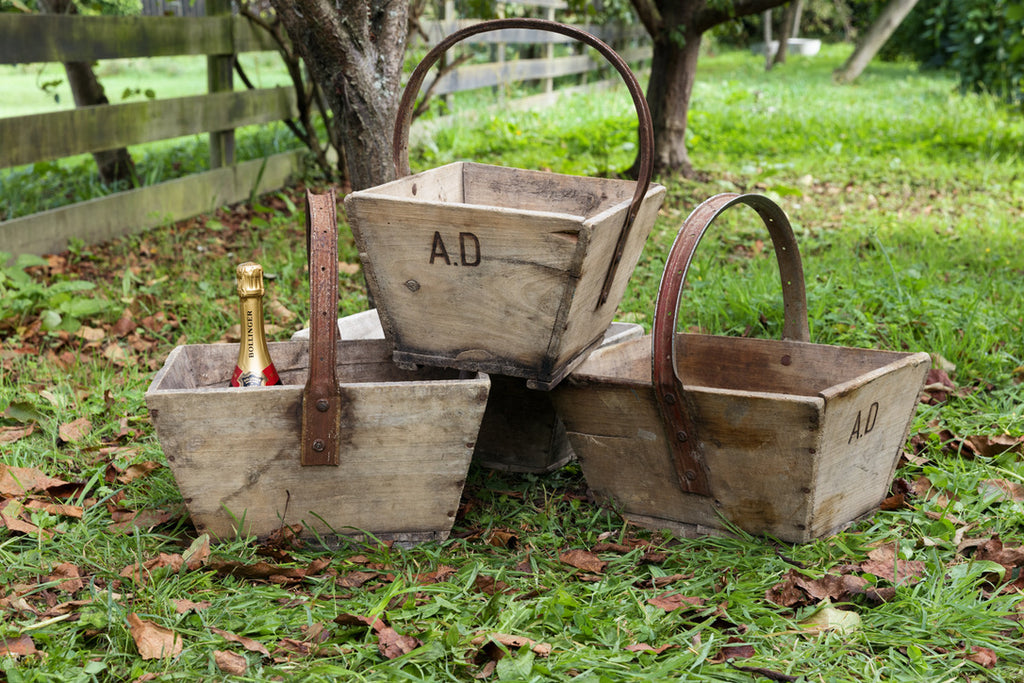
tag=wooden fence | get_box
[0,4,650,257]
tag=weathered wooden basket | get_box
[295,314,641,474]
[145,191,490,543]
[344,18,666,390]
[552,194,930,543]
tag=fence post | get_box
[543,4,554,93]
[207,0,234,169]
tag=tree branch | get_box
[631,0,663,38]
[696,0,789,34]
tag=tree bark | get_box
[38,0,136,186]
[269,0,409,191]
[771,0,802,68]
[834,0,920,83]
[632,0,790,177]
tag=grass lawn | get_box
[2,43,1024,681]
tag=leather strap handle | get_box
[651,193,810,496]
[392,18,655,308]
[301,189,342,467]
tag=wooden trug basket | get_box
[145,192,490,543]
[551,194,930,543]
[344,19,666,390]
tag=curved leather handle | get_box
[393,18,654,307]
[651,193,810,496]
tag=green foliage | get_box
[709,0,886,46]
[0,252,114,332]
[885,0,1024,106]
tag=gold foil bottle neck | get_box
[236,262,265,298]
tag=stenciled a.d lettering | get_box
[848,401,880,444]
[429,231,481,267]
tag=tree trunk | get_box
[834,0,920,83]
[39,0,136,186]
[771,0,802,68]
[633,0,791,178]
[646,13,702,177]
[269,0,409,191]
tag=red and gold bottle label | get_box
[230,364,281,387]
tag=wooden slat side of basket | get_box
[551,181,665,375]
[345,162,664,385]
[145,339,489,542]
[552,334,930,542]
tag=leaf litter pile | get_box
[2,186,1024,680]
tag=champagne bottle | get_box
[230,262,281,387]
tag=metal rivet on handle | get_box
[664,393,676,405]
[316,399,329,412]
[676,431,687,442]
[684,470,696,481]
[312,440,325,452]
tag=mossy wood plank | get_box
[0,151,302,257]
[0,15,275,65]
[1,88,297,170]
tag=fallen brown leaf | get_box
[965,434,1024,458]
[377,624,421,659]
[47,562,85,593]
[210,559,308,584]
[337,570,380,589]
[210,627,271,657]
[560,549,606,574]
[107,507,179,533]
[58,417,91,443]
[0,424,34,444]
[172,599,211,614]
[470,632,552,657]
[116,461,164,484]
[120,552,185,583]
[0,464,69,497]
[647,592,704,612]
[626,642,677,654]
[710,636,756,663]
[861,544,927,585]
[979,479,1024,503]
[0,634,37,658]
[128,613,183,660]
[487,529,519,549]
[25,499,84,518]
[965,645,998,669]
[214,650,247,675]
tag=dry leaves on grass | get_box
[334,613,421,660]
[214,650,248,676]
[210,627,271,657]
[647,592,705,612]
[128,613,183,660]
[560,549,606,575]
[0,634,37,659]
[469,632,552,678]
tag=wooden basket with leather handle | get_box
[145,190,490,543]
[344,18,666,390]
[551,193,930,542]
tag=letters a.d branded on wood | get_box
[429,231,481,266]
[848,401,880,444]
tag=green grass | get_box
[2,43,1024,680]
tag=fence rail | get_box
[0,10,650,257]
